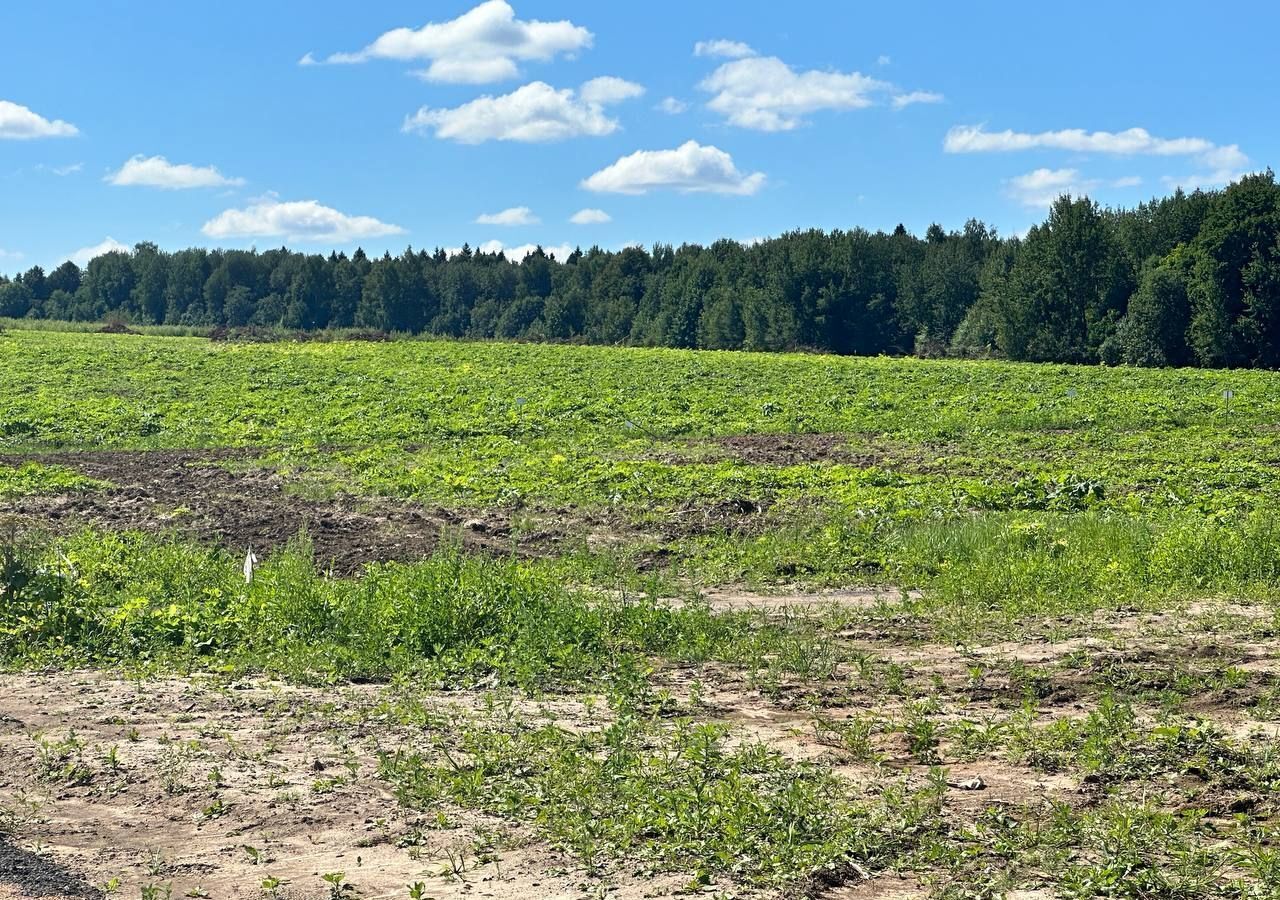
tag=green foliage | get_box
[0,530,823,685]
[0,461,105,497]
[987,196,1131,362]
[1118,252,1193,366]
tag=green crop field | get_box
[4,329,1280,898]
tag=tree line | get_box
[4,171,1280,368]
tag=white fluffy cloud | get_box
[892,90,944,110]
[201,198,405,243]
[316,0,591,83]
[699,56,891,131]
[107,155,245,189]
[1006,168,1083,208]
[0,100,78,140]
[657,97,688,115]
[693,39,755,59]
[1006,168,1143,209]
[404,77,643,143]
[581,141,765,196]
[66,237,131,267]
[475,206,539,226]
[569,208,611,224]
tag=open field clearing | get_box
[5,330,1280,898]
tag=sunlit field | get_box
[4,329,1280,898]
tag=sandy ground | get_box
[0,673,674,900]
[2,594,1276,899]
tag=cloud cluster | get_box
[404,77,643,143]
[108,155,245,189]
[202,198,405,243]
[314,0,591,84]
[948,124,1251,193]
[0,100,78,140]
[891,91,944,110]
[475,206,539,226]
[582,141,765,195]
[946,124,1229,158]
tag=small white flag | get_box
[243,548,258,584]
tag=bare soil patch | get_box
[711,433,881,467]
[0,449,791,573]
[0,450,595,574]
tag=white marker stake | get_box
[243,548,258,585]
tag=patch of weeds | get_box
[33,730,93,784]
[378,685,945,889]
[813,712,881,762]
[1009,696,1280,801]
[158,741,201,795]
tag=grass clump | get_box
[0,462,106,498]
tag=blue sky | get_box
[2,1,1277,271]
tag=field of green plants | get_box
[3,329,1280,899]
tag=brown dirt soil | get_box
[0,663,1086,900]
[0,450,599,574]
[4,597,1275,899]
[0,449,791,573]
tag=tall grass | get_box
[0,530,821,685]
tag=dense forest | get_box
[5,171,1280,368]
